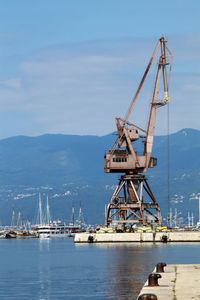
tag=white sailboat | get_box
[35,194,86,238]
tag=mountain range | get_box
[0,128,199,225]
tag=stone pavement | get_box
[138,264,200,300]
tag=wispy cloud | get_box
[0,35,200,138]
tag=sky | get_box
[0,0,200,138]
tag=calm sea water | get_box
[0,239,200,300]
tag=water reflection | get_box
[94,242,200,300]
[101,243,159,300]
[0,240,200,299]
[38,240,51,300]
[39,237,50,252]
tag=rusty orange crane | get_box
[104,37,173,227]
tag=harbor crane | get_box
[104,37,173,227]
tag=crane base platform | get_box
[74,231,200,243]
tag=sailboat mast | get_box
[72,207,75,226]
[188,212,190,227]
[78,202,85,226]
[11,210,15,227]
[38,193,43,225]
[46,194,51,224]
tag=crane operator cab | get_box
[104,118,157,173]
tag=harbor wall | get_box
[74,231,200,243]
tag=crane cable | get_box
[167,102,170,226]
[165,46,173,226]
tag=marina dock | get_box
[137,264,200,299]
[74,231,200,243]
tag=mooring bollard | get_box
[88,235,94,243]
[161,234,168,243]
[138,294,158,300]
[148,273,162,286]
[156,262,167,273]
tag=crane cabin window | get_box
[113,157,127,163]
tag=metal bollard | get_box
[138,294,158,300]
[161,234,168,243]
[88,235,94,243]
[156,262,167,273]
[148,273,162,286]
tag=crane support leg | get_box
[106,174,162,228]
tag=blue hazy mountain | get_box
[0,128,199,225]
[0,133,115,185]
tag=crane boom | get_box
[124,40,159,123]
[145,37,171,169]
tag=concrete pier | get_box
[74,231,200,243]
[138,264,200,299]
